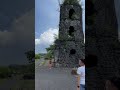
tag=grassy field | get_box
[0,77,34,90]
[11,80,35,90]
[0,79,7,84]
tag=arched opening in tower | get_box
[69,9,75,19]
[70,49,76,54]
[68,26,75,37]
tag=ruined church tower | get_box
[56,1,84,67]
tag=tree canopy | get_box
[45,34,58,60]
[35,54,41,59]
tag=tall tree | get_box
[45,34,58,59]
[25,50,35,63]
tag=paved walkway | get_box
[35,67,77,90]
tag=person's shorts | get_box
[80,84,85,90]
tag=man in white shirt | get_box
[77,59,85,90]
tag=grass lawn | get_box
[0,75,34,90]
[0,79,7,84]
[11,80,35,90]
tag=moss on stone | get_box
[63,0,79,5]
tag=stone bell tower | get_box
[56,1,84,67]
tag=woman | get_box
[77,59,85,90]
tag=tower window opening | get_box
[68,26,75,37]
[70,49,76,54]
[69,9,75,19]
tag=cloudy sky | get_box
[114,0,120,39]
[0,0,34,66]
[35,0,85,54]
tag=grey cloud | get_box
[0,9,35,66]
[0,0,34,32]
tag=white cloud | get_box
[35,28,58,46]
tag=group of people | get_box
[48,58,120,90]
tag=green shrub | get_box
[35,54,40,59]
[0,67,12,78]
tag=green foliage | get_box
[63,0,79,5]
[0,67,10,73]
[35,54,40,59]
[45,45,55,60]
[26,63,35,73]
[45,34,58,60]
[0,64,35,79]
[0,66,11,78]
[25,50,35,63]
[8,64,34,74]
[53,34,58,40]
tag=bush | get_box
[0,67,12,78]
[22,74,34,80]
[35,54,40,59]
[0,72,12,78]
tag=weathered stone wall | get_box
[59,20,83,41]
[60,5,82,20]
[56,4,84,68]
[86,0,120,89]
[57,41,84,67]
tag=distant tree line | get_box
[0,50,35,79]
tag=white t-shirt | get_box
[77,66,85,85]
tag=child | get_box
[48,60,52,69]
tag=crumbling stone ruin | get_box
[54,1,85,68]
[86,0,120,89]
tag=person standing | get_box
[48,60,52,69]
[77,59,85,90]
